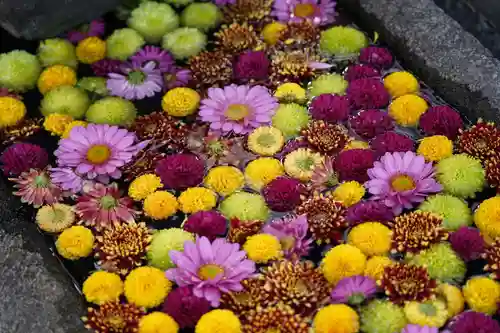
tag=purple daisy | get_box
[54,124,149,183]
[67,19,105,44]
[365,151,443,215]
[107,61,163,100]
[130,46,174,73]
[272,0,337,26]
[198,84,278,135]
[166,236,256,307]
[262,214,313,259]
[401,324,438,333]
[163,66,192,91]
[49,167,84,194]
[330,275,377,305]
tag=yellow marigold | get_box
[247,126,285,156]
[463,276,500,315]
[143,191,179,220]
[436,283,464,318]
[364,255,393,281]
[204,166,244,196]
[244,157,285,191]
[82,271,124,305]
[274,82,307,104]
[243,233,282,264]
[474,196,500,240]
[162,87,200,117]
[62,120,87,138]
[321,244,367,284]
[0,96,26,128]
[37,65,77,94]
[331,181,365,207]
[403,299,448,327]
[178,187,217,214]
[417,135,453,162]
[43,113,73,136]
[388,94,428,127]
[383,71,419,98]
[76,36,106,64]
[344,140,370,151]
[195,309,241,333]
[129,174,163,201]
[55,225,94,260]
[124,266,172,308]
[313,304,359,333]
[139,312,179,333]
[261,21,287,45]
[347,222,392,257]
[284,148,324,181]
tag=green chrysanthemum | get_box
[435,154,486,199]
[147,228,194,270]
[320,26,368,57]
[40,85,90,119]
[409,243,466,284]
[271,103,310,139]
[162,27,207,60]
[181,3,221,32]
[360,300,408,333]
[85,97,137,126]
[128,1,179,43]
[77,77,109,96]
[37,38,78,69]
[106,28,146,61]
[419,194,472,231]
[219,192,270,222]
[0,50,41,92]
[309,73,348,98]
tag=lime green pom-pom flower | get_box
[271,103,310,139]
[309,73,348,98]
[436,154,486,199]
[40,85,90,119]
[320,26,368,57]
[163,0,193,7]
[219,192,270,222]
[0,50,41,92]
[37,38,77,69]
[419,194,472,231]
[86,97,137,126]
[106,28,145,61]
[162,27,207,60]
[361,300,408,333]
[181,3,221,32]
[147,228,194,270]
[409,243,466,284]
[128,1,179,44]
[77,77,109,96]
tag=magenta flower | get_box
[272,0,337,26]
[155,154,205,190]
[0,143,48,176]
[401,324,438,333]
[344,64,380,82]
[309,94,350,123]
[262,214,313,259]
[419,105,464,140]
[54,124,149,183]
[233,51,270,82]
[107,61,163,100]
[346,78,390,110]
[365,151,443,215]
[335,149,375,183]
[330,275,377,305]
[359,47,394,69]
[212,0,236,5]
[183,210,227,240]
[349,109,394,139]
[262,177,306,212]
[10,169,63,207]
[166,236,256,307]
[131,46,174,73]
[198,84,278,135]
[370,131,415,157]
[346,200,394,226]
[163,67,192,91]
[67,19,105,44]
[49,167,84,194]
[449,227,485,262]
[448,311,500,333]
[91,59,123,77]
[162,286,211,329]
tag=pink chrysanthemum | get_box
[346,200,394,226]
[272,0,337,26]
[346,78,390,110]
[263,214,313,259]
[75,183,137,229]
[335,149,375,183]
[233,51,270,82]
[54,124,149,184]
[198,84,278,135]
[419,105,464,140]
[130,46,174,73]
[91,59,123,77]
[365,151,443,215]
[1,143,48,176]
[155,154,205,190]
[67,19,105,44]
[349,109,394,139]
[262,177,306,212]
[359,47,393,69]
[330,275,377,305]
[107,61,163,100]
[449,227,485,262]
[183,210,227,241]
[344,64,380,82]
[310,156,339,193]
[309,94,350,123]
[10,169,63,207]
[162,286,211,329]
[49,167,84,194]
[370,131,415,157]
[166,236,256,307]
[163,67,192,91]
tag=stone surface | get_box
[339,0,500,123]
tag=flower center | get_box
[347,292,366,305]
[294,279,309,293]
[225,103,250,121]
[293,3,316,17]
[128,70,146,85]
[86,144,111,164]
[198,264,224,280]
[34,175,50,188]
[105,315,125,330]
[390,174,416,192]
[266,329,281,333]
[297,156,315,170]
[280,236,296,251]
[234,292,251,305]
[100,195,117,210]
[419,302,437,316]
[257,133,277,147]
[208,140,226,157]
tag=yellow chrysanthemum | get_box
[55,225,94,260]
[243,233,282,264]
[347,222,392,257]
[195,309,241,333]
[124,266,172,308]
[43,113,74,136]
[76,36,107,64]
[474,196,500,240]
[321,244,367,284]
[204,166,244,196]
[388,94,428,127]
[274,82,307,104]
[139,312,179,333]
[404,300,449,327]
[0,96,26,128]
[37,65,77,94]
[344,140,370,151]
[62,120,87,138]
[129,174,163,201]
[143,191,179,220]
[417,135,453,162]
[82,271,124,305]
[383,71,419,98]
[244,157,285,191]
[313,304,359,333]
[436,283,464,318]
[247,126,285,156]
[364,255,393,281]
[261,21,287,45]
[463,276,500,315]
[162,87,200,117]
[331,181,365,207]
[178,187,218,214]
[35,203,75,233]
[284,148,324,181]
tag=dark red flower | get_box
[155,154,205,190]
[344,64,380,82]
[346,78,390,110]
[183,210,227,240]
[419,105,463,140]
[359,47,394,69]
[346,200,394,226]
[349,109,394,139]
[262,177,306,212]
[0,143,48,176]
[449,311,500,333]
[234,51,270,82]
[457,120,500,162]
[162,287,211,328]
[449,227,485,262]
[335,149,375,183]
[370,131,415,157]
[309,94,350,123]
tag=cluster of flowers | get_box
[1,0,500,332]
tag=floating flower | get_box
[106,28,145,61]
[76,36,107,64]
[131,46,174,73]
[335,149,375,183]
[348,222,392,256]
[221,0,273,25]
[274,83,307,104]
[107,61,163,100]
[263,215,312,258]
[313,304,359,333]
[143,191,178,220]
[448,311,500,333]
[417,135,454,162]
[227,218,265,244]
[36,203,75,233]
[215,23,260,54]
[128,174,163,201]
[436,283,464,318]
[457,120,500,162]
[220,278,266,316]
[245,157,285,191]
[67,19,105,44]
[309,73,348,98]
[346,200,394,226]
[178,187,217,214]
[85,96,137,126]
[247,126,285,156]
[204,166,244,196]
[344,64,380,81]
[435,154,485,199]
[463,277,500,315]
[349,109,394,139]
[262,21,288,45]
[189,50,232,88]
[56,225,94,260]
[332,181,365,207]
[162,286,211,329]
[122,146,166,182]
[182,2,221,32]
[147,228,194,270]
[360,300,408,333]
[419,105,463,140]
[10,169,62,207]
[128,1,179,44]
[195,310,241,333]
[271,103,310,138]
[162,27,207,60]
[49,167,84,193]
[278,20,321,46]
[475,196,500,240]
[301,120,349,154]
[43,113,73,136]
[269,49,325,85]
[0,96,26,129]
[449,227,485,262]
[359,46,393,69]
[37,38,78,69]
[419,194,472,231]
[37,65,77,94]
[331,275,377,305]
[220,192,270,222]
[309,94,349,123]
[234,51,270,83]
[138,312,178,333]
[91,59,123,77]
[163,66,192,91]
[0,143,48,176]
[184,210,227,240]
[389,94,428,127]
[383,71,419,98]
[124,266,172,308]
[404,300,448,327]
[346,78,390,110]
[272,0,336,26]
[83,301,144,333]
[242,304,310,333]
[0,50,41,92]
[82,271,123,307]
[481,238,500,279]
[243,233,282,263]
[370,131,415,157]
[155,154,205,191]
[321,244,366,284]
[262,177,306,212]
[284,148,324,181]
[161,87,200,117]
[485,155,500,188]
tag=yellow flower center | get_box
[266,328,281,333]
[390,174,416,192]
[257,133,277,147]
[225,103,250,121]
[105,315,126,329]
[86,144,111,164]
[198,264,225,280]
[294,3,316,17]
[419,302,437,316]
